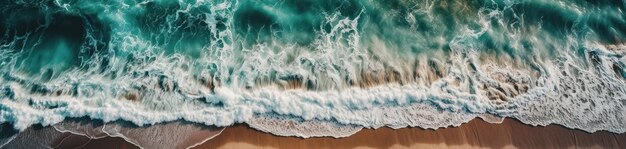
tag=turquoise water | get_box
[1,0,625,138]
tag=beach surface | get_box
[47,118,626,149]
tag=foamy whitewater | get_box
[1,0,625,141]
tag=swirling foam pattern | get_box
[0,0,625,138]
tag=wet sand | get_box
[61,118,625,149]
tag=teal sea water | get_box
[1,0,625,140]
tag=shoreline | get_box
[197,118,625,149]
[43,118,626,149]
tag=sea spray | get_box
[0,0,625,139]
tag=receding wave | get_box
[0,0,625,140]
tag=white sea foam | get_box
[0,0,625,140]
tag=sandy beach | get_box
[48,118,624,149]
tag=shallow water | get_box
[0,0,625,140]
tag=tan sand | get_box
[196,118,625,149]
[65,118,625,149]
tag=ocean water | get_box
[0,0,625,141]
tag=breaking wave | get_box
[0,0,625,139]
